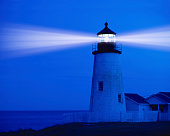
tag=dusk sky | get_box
[0,0,170,110]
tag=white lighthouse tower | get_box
[90,22,126,120]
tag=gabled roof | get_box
[97,22,116,35]
[146,92,170,104]
[125,93,148,104]
[160,92,170,98]
[151,93,170,103]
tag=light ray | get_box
[1,24,170,58]
[117,26,170,50]
[0,24,97,58]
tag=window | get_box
[118,94,122,103]
[151,105,158,111]
[98,81,103,91]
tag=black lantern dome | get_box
[92,22,121,55]
[97,22,116,35]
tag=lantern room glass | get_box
[98,34,116,43]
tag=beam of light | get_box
[1,24,170,59]
[117,26,170,51]
[0,24,97,58]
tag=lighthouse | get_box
[90,22,126,116]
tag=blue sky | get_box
[0,0,170,110]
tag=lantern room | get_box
[92,22,121,55]
[97,22,116,43]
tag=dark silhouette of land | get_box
[0,122,170,136]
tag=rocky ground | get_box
[0,122,170,136]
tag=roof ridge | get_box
[125,93,148,104]
[159,92,170,98]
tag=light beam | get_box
[0,24,97,58]
[1,24,170,58]
[117,26,170,50]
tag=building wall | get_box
[146,96,169,113]
[125,97,139,111]
[139,104,152,112]
[159,112,170,121]
[63,111,158,123]
[90,53,126,113]
[125,97,151,112]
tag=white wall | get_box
[63,112,123,123]
[139,104,152,112]
[90,53,126,113]
[159,113,170,121]
[125,97,139,111]
[63,111,158,123]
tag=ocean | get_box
[0,111,86,132]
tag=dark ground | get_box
[0,122,170,136]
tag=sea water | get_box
[0,111,86,132]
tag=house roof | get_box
[146,92,170,104]
[125,93,148,104]
[153,93,170,103]
[160,92,170,98]
[97,22,116,35]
